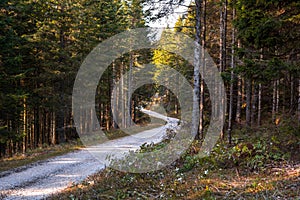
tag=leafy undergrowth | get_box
[49,123,300,200]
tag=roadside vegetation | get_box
[0,141,83,173]
[49,119,299,199]
[0,120,164,173]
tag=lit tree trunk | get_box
[111,61,118,129]
[228,4,235,144]
[219,0,227,139]
[251,83,258,127]
[235,40,242,123]
[192,0,202,138]
[298,79,300,123]
[199,0,206,139]
[272,80,277,122]
[127,53,133,127]
[257,49,263,126]
[219,0,227,72]
[22,97,27,154]
[290,74,294,112]
[51,111,56,145]
[120,61,126,128]
[246,78,251,127]
[276,79,280,114]
[257,83,262,126]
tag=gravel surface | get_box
[0,109,179,200]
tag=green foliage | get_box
[0,0,148,157]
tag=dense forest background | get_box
[0,0,299,158]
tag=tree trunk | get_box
[246,78,251,127]
[251,83,258,127]
[219,0,227,139]
[127,53,133,127]
[257,83,262,126]
[235,40,242,123]
[219,0,227,72]
[22,97,27,154]
[192,0,202,138]
[228,4,235,144]
[298,79,300,123]
[236,75,242,123]
[121,61,126,128]
[199,0,206,139]
[272,80,277,122]
[290,74,294,113]
[111,61,118,129]
[276,79,280,114]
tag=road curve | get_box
[0,109,179,200]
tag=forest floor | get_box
[49,121,300,200]
[0,109,176,200]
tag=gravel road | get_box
[0,109,179,200]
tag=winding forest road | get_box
[0,109,179,200]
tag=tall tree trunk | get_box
[121,61,126,128]
[127,53,133,127]
[290,74,294,113]
[219,0,227,139]
[111,61,118,129]
[51,111,56,145]
[272,80,277,122]
[257,83,262,126]
[236,76,242,123]
[246,78,251,127]
[272,79,280,123]
[298,79,300,123]
[257,49,263,126]
[276,79,280,114]
[251,83,258,127]
[199,0,206,140]
[192,0,202,138]
[228,4,235,144]
[34,106,39,148]
[219,0,227,72]
[236,39,243,124]
[22,97,27,154]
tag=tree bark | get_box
[298,79,300,123]
[192,0,202,138]
[236,76,242,123]
[272,80,277,122]
[290,74,294,113]
[22,97,27,154]
[228,4,235,144]
[219,0,227,72]
[251,83,258,127]
[199,0,206,140]
[257,83,262,126]
[127,53,133,128]
[246,78,251,127]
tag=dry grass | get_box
[49,134,300,200]
[0,141,83,172]
[49,160,299,200]
[0,122,165,173]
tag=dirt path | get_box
[0,109,179,200]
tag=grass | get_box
[49,121,300,200]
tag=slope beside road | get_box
[0,109,179,200]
